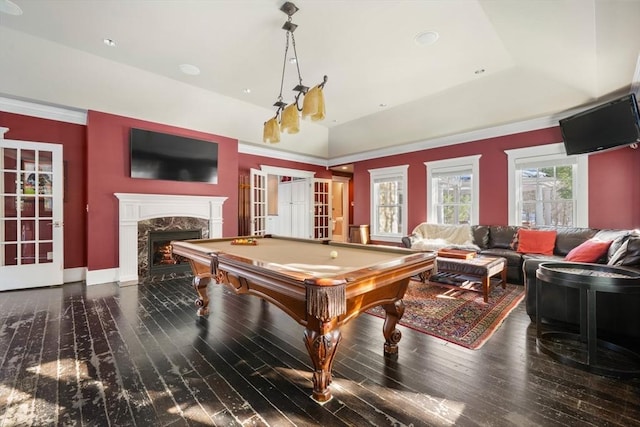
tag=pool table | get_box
[171,235,435,403]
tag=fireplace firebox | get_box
[148,229,201,276]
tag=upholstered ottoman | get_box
[431,256,507,302]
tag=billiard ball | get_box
[330,250,338,259]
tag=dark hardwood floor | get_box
[1,277,639,426]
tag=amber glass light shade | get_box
[280,103,300,134]
[263,117,281,143]
[302,85,325,121]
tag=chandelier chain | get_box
[278,29,291,106]
[290,33,303,87]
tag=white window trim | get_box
[425,155,481,225]
[368,165,409,243]
[505,143,588,227]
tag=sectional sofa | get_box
[402,223,640,341]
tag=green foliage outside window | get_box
[521,165,574,226]
[435,175,471,224]
[375,180,402,234]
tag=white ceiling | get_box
[1,0,639,164]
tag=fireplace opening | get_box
[148,229,201,276]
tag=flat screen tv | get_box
[559,93,640,155]
[130,128,218,184]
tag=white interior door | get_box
[0,131,64,290]
[290,179,309,238]
[277,181,292,236]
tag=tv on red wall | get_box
[559,93,640,155]
[130,128,218,183]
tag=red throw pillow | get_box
[565,239,612,263]
[516,229,557,255]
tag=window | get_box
[519,165,575,226]
[506,143,588,227]
[425,155,480,225]
[369,165,408,242]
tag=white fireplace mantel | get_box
[115,193,227,285]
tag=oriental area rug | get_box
[367,280,525,350]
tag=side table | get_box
[536,262,640,378]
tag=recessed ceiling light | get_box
[179,64,201,76]
[474,68,485,75]
[379,103,388,108]
[243,88,251,94]
[414,31,439,46]
[103,38,116,47]
[0,0,23,15]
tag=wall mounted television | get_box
[559,93,640,155]
[130,128,218,184]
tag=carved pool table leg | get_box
[382,299,405,355]
[303,320,342,403]
[192,274,211,316]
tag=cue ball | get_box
[330,250,338,259]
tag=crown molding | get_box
[0,96,87,125]
[328,114,560,167]
[238,141,328,167]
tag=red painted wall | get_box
[85,111,239,271]
[588,146,640,229]
[352,126,640,232]
[0,111,86,269]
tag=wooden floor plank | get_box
[112,297,209,426]
[135,289,252,426]
[0,292,49,426]
[89,296,160,426]
[104,295,189,427]
[33,288,63,426]
[55,287,83,426]
[1,277,640,427]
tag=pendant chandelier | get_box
[263,1,328,144]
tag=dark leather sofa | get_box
[403,225,640,341]
[403,225,611,285]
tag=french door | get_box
[249,168,267,236]
[0,136,64,290]
[249,166,333,240]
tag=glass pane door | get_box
[250,168,267,236]
[0,136,63,290]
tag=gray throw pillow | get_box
[595,230,630,260]
[608,239,629,265]
[608,236,640,267]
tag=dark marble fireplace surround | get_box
[137,216,209,283]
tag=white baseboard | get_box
[63,267,85,284]
[85,268,119,286]
[62,267,134,287]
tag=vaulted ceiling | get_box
[1,0,639,164]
